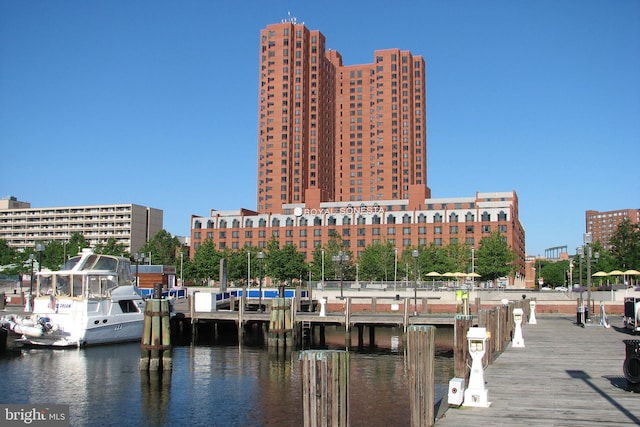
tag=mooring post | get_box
[140,289,172,372]
[407,325,436,427]
[300,350,350,427]
[454,314,473,380]
[268,297,293,349]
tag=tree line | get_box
[2,219,638,289]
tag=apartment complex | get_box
[257,19,429,212]
[0,196,163,254]
[191,19,526,283]
[586,208,640,250]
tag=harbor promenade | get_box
[436,315,640,426]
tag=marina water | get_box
[1,326,454,426]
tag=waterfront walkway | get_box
[436,315,640,426]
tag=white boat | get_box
[8,248,145,347]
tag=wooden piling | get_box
[140,297,172,371]
[300,350,350,427]
[407,325,436,427]
[268,297,293,349]
[454,314,473,380]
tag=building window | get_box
[418,226,426,235]
[465,212,475,222]
[387,227,395,235]
[450,225,458,234]
[481,211,490,221]
[434,226,442,235]
[482,225,491,233]
[434,213,443,223]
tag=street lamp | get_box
[332,251,349,299]
[28,254,35,312]
[257,251,264,312]
[321,249,325,286]
[577,246,584,324]
[134,252,145,286]
[180,251,184,287]
[412,249,419,315]
[471,247,475,289]
[35,243,45,273]
[247,251,251,288]
[394,248,398,291]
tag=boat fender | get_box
[22,326,45,338]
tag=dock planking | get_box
[436,316,640,426]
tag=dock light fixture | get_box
[529,300,537,324]
[512,308,525,348]
[464,327,491,407]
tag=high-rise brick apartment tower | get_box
[191,18,526,286]
[257,18,430,214]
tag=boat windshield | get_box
[37,272,118,298]
[61,256,82,271]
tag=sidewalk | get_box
[436,315,640,426]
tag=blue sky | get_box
[1,1,638,257]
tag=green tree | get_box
[418,244,455,276]
[444,241,471,273]
[264,238,306,288]
[138,230,181,266]
[94,237,128,257]
[540,260,571,287]
[190,239,222,285]
[359,241,395,281]
[610,219,640,270]
[0,239,22,274]
[475,231,516,285]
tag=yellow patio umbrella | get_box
[426,271,441,288]
[453,272,466,286]
[624,270,640,286]
[442,272,455,287]
[608,270,625,286]
[592,271,608,286]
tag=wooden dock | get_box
[436,316,640,426]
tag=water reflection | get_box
[1,326,454,426]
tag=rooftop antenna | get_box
[282,11,301,24]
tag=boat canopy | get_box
[36,251,134,299]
